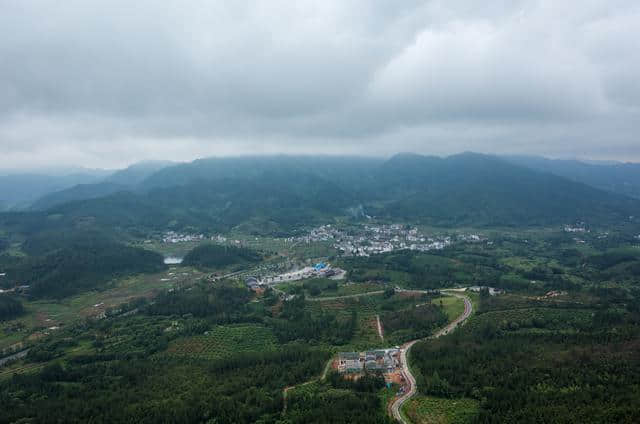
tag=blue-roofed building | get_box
[314,262,327,271]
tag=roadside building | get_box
[338,348,400,374]
[338,352,363,373]
[245,277,260,290]
[467,285,504,296]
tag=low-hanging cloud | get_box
[0,0,639,169]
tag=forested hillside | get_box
[0,295,24,321]
[373,153,639,226]
[0,232,166,299]
[505,155,640,199]
[182,244,262,269]
[410,289,640,423]
[30,182,129,210]
[4,154,638,238]
[0,171,108,211]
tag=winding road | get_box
[277,287,473,422]
[390,292,473,423]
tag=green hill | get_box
[29,161,175,211]
[374,153,639,226]
[1,153,639,241]
[30,182,129,211]
[0,233,166,299]
[505,155,640,199]
[182,244,262,269]
[42,170,355,234]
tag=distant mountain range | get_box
[0,153,633,237]
[503,155,640,199]
[3,154,637,214]
[27,161,175,211]
[0,172,108,211]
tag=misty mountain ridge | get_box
[503,155,640,199]
[0,172,109,211]
[15,153,640,213]
[9,152,636,236]
[27,160,176,211]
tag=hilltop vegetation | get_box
[372,153,638,226]
[26,161,174,211]
[505,155,640,199]
[181,244,262,269]
[2,342,330,423]
[0,295,24,321]
[2,154,639,242]
[285,375,392,424]
[167,324,278,360]
[147,283,252,321]
[409,290,640,423]
[0,232,166,299]
[0,171,108,211]
[381,303,448,344]
[30,182,128,211]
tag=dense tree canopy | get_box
[0,295,24,321]
[0,234,165,298]
[182,243,262,269]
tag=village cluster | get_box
[161,231,229,244]
[160,225,490,258]
[563,223,589,233]
[289,224,486,256]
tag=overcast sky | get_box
[1,0,639,169]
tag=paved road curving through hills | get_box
[277,287,472,421]
[390,293,473,423]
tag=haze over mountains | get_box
[1,153,638,236]
[29,161,174,211]
[503,156,640,199]
[0,171,109,211]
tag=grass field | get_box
[167,324,278,360]
[437,296,464,321]
[403,395,479,424]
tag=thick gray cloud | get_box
[0,0,639,168]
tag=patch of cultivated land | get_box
[404,395,479,424]
[464,307,595,334]
[167,324,278,359]
[0,361,45,381]
[311,282,385,298]
[0,267,202,352]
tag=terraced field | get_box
[167,324,278,359]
